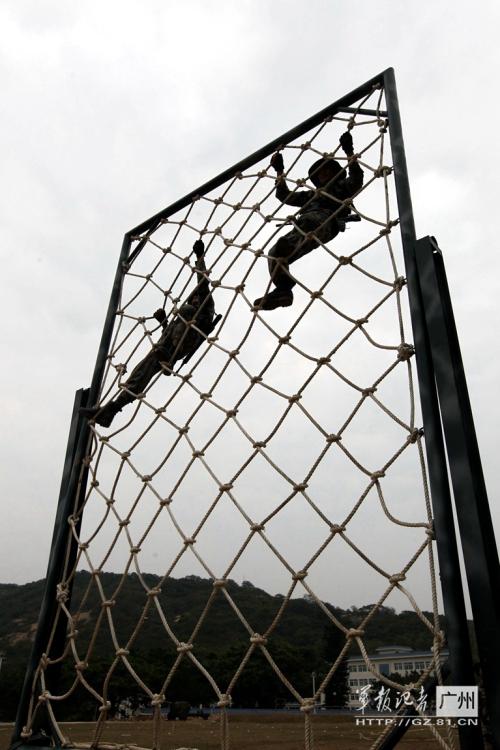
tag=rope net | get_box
[23,83,455,750]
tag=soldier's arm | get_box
[271,151,312,207]
[192,240,211,291]
[275,176,313,207]
[339,131,364,196]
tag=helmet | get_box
[308,157,343,187]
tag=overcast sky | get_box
[1,0,499,621]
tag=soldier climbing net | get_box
[20,80,457,750]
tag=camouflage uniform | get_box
[268,158,364,292]
[121,255,216,401]
[82,252,218,426]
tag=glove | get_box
[153,308,167,323]
[270,152,284,173]
[193,239,205,258]
[339,131,354,155]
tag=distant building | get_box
[346,645,448,708]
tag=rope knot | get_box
[101,600,115,608]
[147,587,161,597]
[253,440,267,448]
[347,628,365,638]
[75,661,87,671]
[217,694,232,708]
[392,276,406,292]
[279,335,291,344]
[371,471,385,481]
[213,579,227,588]
[326,434,341,444]
[300,698,315,713]
[141,475,152,483]
[389,573,406,584]
[120,451,131,459]
[230,349,241,359]
[192,450,205,458]
[183,537,196,546]
[317,356,331,365]
[200,393,212,401]
[226,409,238,418]
[160,498,172,506]
[119,520,130,527]
[375,166,393,178]
[330,524,346,535]
[130,546,141,554]
[178,426,190,435]
[177,642,194,653]
[293,570,307,581]
[338,256,352,266]
[250,523,264,532]
[219,483,233,492]
[362,387,376,397]
[426,524,435,539]
[397,343,415,361]
[56,584,69,603]
[293,482,308,492]
[78,542,89,550]
[407,428,423,443]
[355,317,368,327]
[115,649,129,657]
[150,694,164,707]
[310,290,323,299]
[288,394,301,404]
[38,691,51,703]
[250,633,267,645]
[211,279,221,287]
[251,375,263,384]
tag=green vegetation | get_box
[0,573,442,720]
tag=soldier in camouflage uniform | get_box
[254,130,364,311]
[81,239,220,427]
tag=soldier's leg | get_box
[254,225,317,310]
[81,350,166,427]
[113,349,166,409]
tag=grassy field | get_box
[0,715,456,750]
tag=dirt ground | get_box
[0,715,457,750]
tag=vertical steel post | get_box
[383,68,482,750]
[12,235,132,746]
[12,388,89,744]
[415,235,500,749]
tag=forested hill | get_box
[0,572,443,719]
[0,571,440,660]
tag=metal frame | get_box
[414,235,500,748]
[11,68,499,750]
